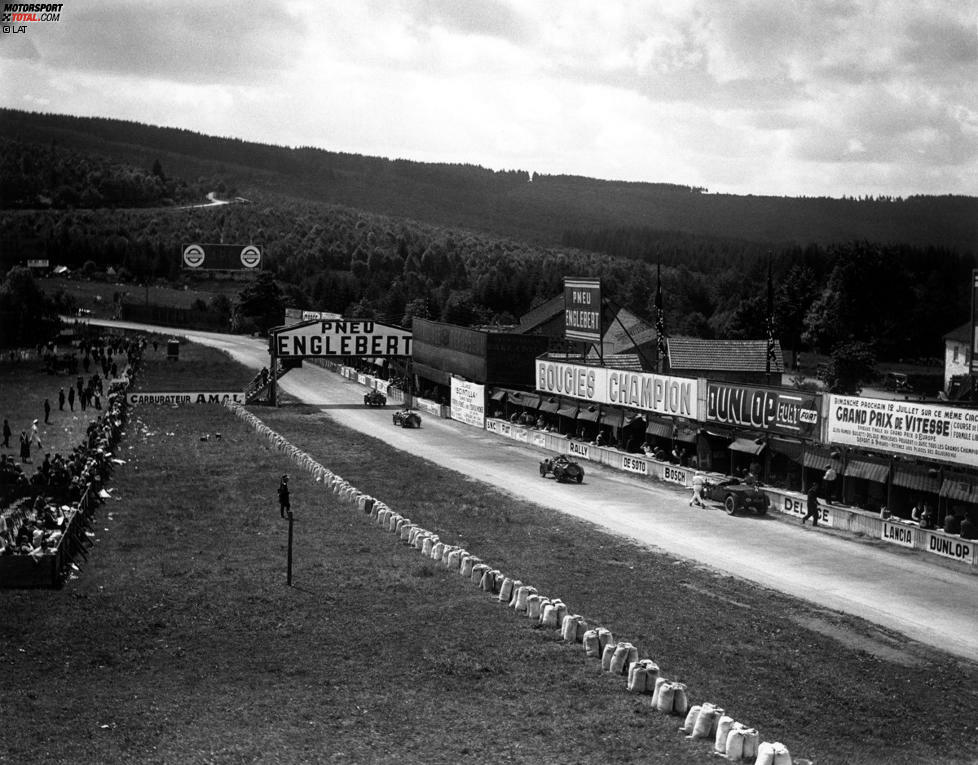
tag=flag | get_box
[765,260,777,370]
[655,262,667,369]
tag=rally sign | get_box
[535,359,698,419]
[272,319,412,358]
[451,378,486,429]
[827,395,978,469]
[128,391,244,405]
[707,383,819,437]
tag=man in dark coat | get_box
[802,481,820,527]
[278,474,291,518]
[2,419,11,448]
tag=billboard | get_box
[971,269,978,375]
[181,243,262,271]
[450,378,486,429]
[827,394,978,468]
[535,358,698,419]
[706,382,819,437]
[564,277,602,344]
[272,319,412,358]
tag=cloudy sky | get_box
[1,0,976,198]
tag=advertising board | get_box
[451,378,486,429]
[827,395,978,468]
[535,359,698,419]
[706,383,819,437]
[564,277,602,344]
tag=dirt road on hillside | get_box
[103,321,978,662]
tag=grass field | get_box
[2,343,978,764]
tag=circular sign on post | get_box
[183,244,205,268]
[240,245,262,269]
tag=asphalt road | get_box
[107,321,978,662]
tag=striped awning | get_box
[843,458,890,483]
[508,391,540,409]
[537,396,561,413]
[802,445,836,469]
[940,472,978,504]
[490,389,507,402]
[623,412,647,427]
[646,418,674,438]
[892,465,941,495]
[577,405,601,423]
[674,425,699,444]
[729,437,766,455]
[600,407,624,428]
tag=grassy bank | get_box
[1,343,976,764]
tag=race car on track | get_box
[539,455,585,483]
[392,408,422,428]
[702,477,771,515]
[363,389,387,407]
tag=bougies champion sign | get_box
[272,319,412,358]
[535,359,698,419]
[707,383,819,437]
[827,395,978,469]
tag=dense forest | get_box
[0,108,975,366]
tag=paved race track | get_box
[107,321,978,662]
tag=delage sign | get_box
[272,319,412,358]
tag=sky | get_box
[1,0,976,198]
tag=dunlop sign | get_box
[535,359,698,419]
[272,319,412,358]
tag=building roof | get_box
[667,336,784,373]
[518,294,658,359]
[944,321,971,344]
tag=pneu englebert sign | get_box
[272,319,412,358]
[563,277,602,344]
[827,395,978,469]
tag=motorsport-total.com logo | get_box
[2,3,64,34]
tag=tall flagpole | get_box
[766,257,775,385]
[655,261,667,373]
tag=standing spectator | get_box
[2,418,10,448]
[802,482,820,526]
[822,464,838,504]
[67,386,75,411]
[689,471,706,508]
[58,388,65,411]
[278,474,291,518]
[43,398,51,424]
[30,419,42,450]
[19,431,30,463]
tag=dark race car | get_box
[364,389,387,407]
[702,477,771,515]
[539,455,585,484]
[392,408,422,428]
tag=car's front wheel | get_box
[724,495,738,515]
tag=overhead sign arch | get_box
[271,319,412,358]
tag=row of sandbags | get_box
[227,402,799,764]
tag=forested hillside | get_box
[3,108,976,251]
[0,108,975,365]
